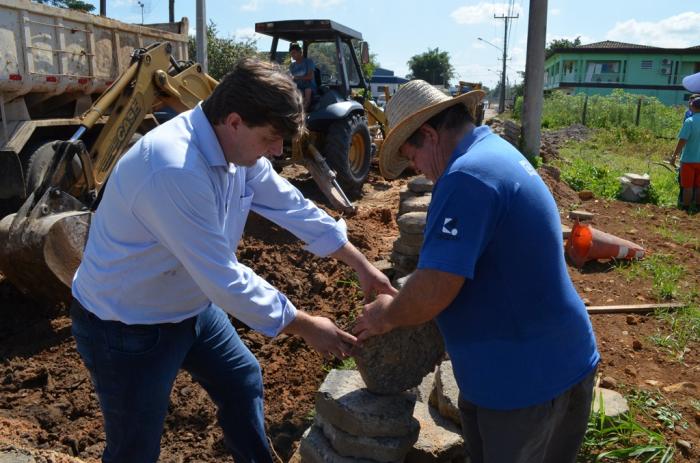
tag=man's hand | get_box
[283,311,356,359]
[357,264,398,303]
[669,154,678,168]
[352,293,395,342]
[330,242,398,302]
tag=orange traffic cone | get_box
[566,222,645,267]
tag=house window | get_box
[640,60,653,70]
[563,60,576,74]
[585,61,621,82]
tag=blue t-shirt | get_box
[289,58,316,91]
[418,125,599,410]
[678,115,700,163]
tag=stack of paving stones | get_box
[392,176,433,280]
[292,369,420,462]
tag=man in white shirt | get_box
[71,58,395,463]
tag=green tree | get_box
[32,0,95,12]
[406,48,455,86]
[545,36,581,58]
[188,21,258,80]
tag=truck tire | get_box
[323,113,372,196]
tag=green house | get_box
[544,41,700,106]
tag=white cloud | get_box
[605,12,700,48]
[550,8,561,16]
[235,27,266,41]
[451,2,523,25]
[310,0,344,8]
[241,0,260,11]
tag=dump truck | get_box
[0,0,189,216]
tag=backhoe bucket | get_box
[0,188,90,304]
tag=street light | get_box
[477,37,502,53]
[137,1,145,24]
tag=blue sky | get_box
[87,0,700,88]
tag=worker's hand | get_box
[285,312,356,359]
[668,155,678,168]
[353,293,395,342]
[357,264,398,303]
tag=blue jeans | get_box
[70,300,273,463]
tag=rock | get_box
[315,369,419,438]
[373,260,394,277]
[591,387,629,417]
[624,366,637,377]
[645,380,660,387]
[632,340,643,351]
[0,449,37,463]
[399,195,432,215]
[315,414,418,462]
[599,376,618,389]
[619,174,650,202]
[676,439,692,450]
[662,382,697,393]
[432,361,461,426]
[625,315,638,325]
[355,321,445,395]
[393,239,422,257]
[406,402,465,463]
[400,188,419,202]
[408,176,434,194]
[398,232,424,248]
[299,426,381,463]
[414,370,435,404]
[578,190,594,200]
[397,212,427,235]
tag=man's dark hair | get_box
[202,57,304,139]
[289,43,302,52]
[691,98,700,110]
[406,104,474,147]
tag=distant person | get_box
[684,94,699,121]
[289,43,316,111]
[671,97,700,209]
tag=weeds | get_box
[616,254,683,301]
[649,306,700,362]
[579,389,676,462]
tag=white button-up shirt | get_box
[72,104,347,336]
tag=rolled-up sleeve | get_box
[131,168,296,336]
[247,158,348,257]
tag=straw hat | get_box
[379,80,485,179]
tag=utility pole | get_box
[99,0,106,16]
[494,10,518,113]
[169,0,175,22]
[521,0,548,160]
[196,0,208,73]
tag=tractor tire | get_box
[323,113,372,196]
[25,141,61,193]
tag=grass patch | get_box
[554,128,678,206]
[579,388,678,462]
[616,254,684,301]
[649,306,700,362]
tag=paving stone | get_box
[399,195,432,215]
[568,210,595,221]
[315,369,419,438]
[406,402,465,463]
[414,369,436,403]
[299,426,378,463]
[432,361,461,426]
[315,414,416,462]
[355,321,445,395]
[397,212,427,235]
[393,239,421,257]
[398,232,424,248]
[623,173,651,186]
[592,387,629,417]
[408,176,434,194]
[0,451,36,463]
[400,187,420,202]
[390,250,419,276]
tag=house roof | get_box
[551,40,700,55]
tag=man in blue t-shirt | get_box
[354,80,599,463]
[289,43,316,111]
